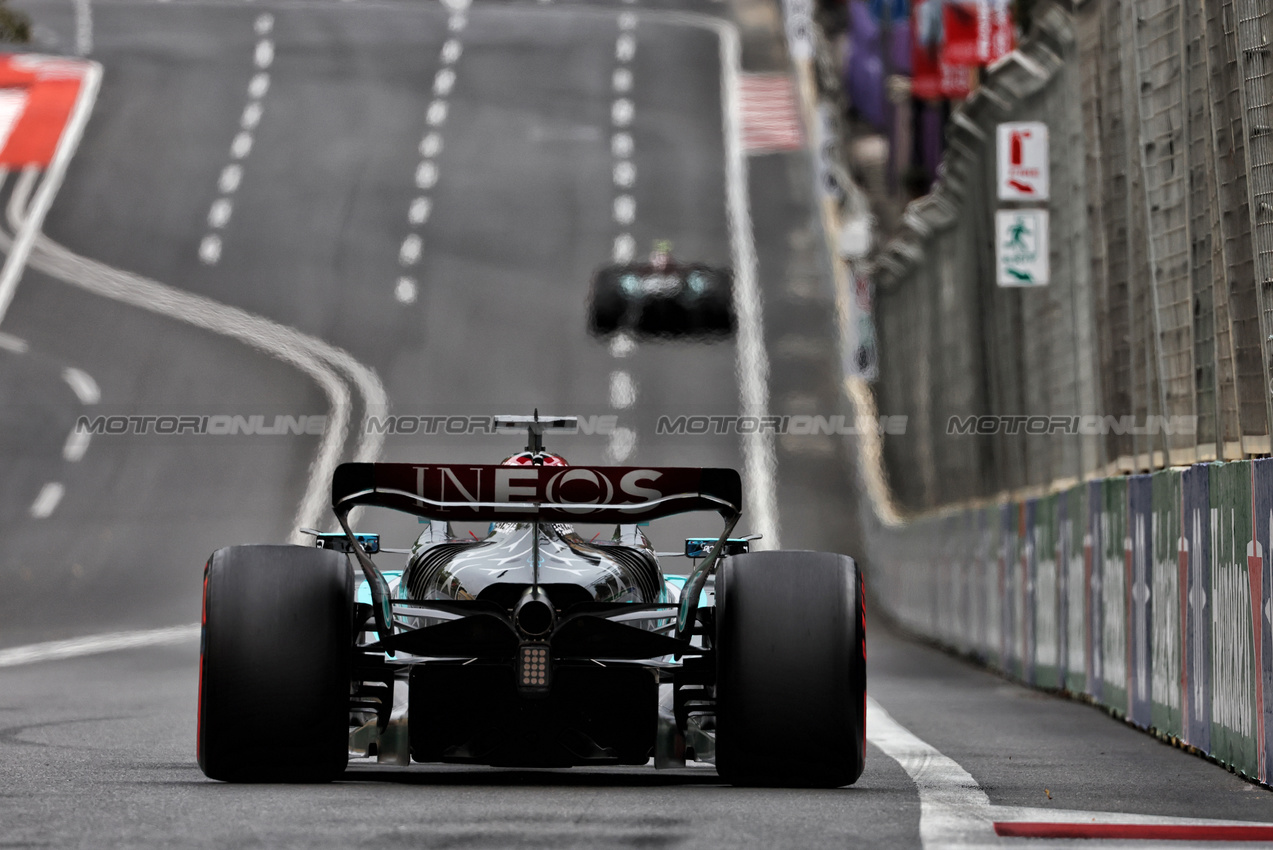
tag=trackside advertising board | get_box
[1150,469,1183,740]
[1254,458,1273,783]
[1128,475,1153,729]
[1102,477,1129,715]
[868,456,1273,786]
[1062,484,1087,694]
[1033,495,1059,689]
[1209,461,1257,779]
[1183,464,1211,752]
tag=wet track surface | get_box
[3,0,1273,846]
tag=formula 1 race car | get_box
[588,242,734,337]
[196,415,865,787]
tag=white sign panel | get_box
[996,209,1049,286]
[997,122,1049,200]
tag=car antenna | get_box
[527,408,544,459]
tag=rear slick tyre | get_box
[197,544,354,782]
[715,550,866,788]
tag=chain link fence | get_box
[867,0,1273,513]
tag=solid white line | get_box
[61,366,100,404]
[63,428,90,462]
[0,61,101,331]
[0,624,199,669]
[868,698,996,848]
[74,0,93,56]
[712,19,779,547]
[29,482,64,519]
[0,330,26,353]
[868,697,1273,847]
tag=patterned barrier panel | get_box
[1086,479,1103,699]
[1034,495,1060,689]
[1253,458,1273,783]
[1209,461,1257,779]
[1101,477,1129,715]
[1128,474,1153,728]
[1182,464,1211,753]
[869,458,1273,782]
[1062,483,1088,694]
[1150,468,1184,739]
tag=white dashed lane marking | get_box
[609,370,636,409]
[199,18,274,266]
[208,198,232,228]
[613,233,635,263]
[606,13,638,461]
[434,67,456,96]
[415,160,439,189]
[29,482,64,519]
[613,160,635,188]
[61,366,99,405]
[409,197,432,225]
[399,234,422,266]
[63,428,90,462]
[0,331,28,353]
[420,132,442,157]
[427,100,448,126]
[441,39,462,64]
[395,277,418,304]
[611,132,633,158]
[613,195,635,225]
[611,98,633,127]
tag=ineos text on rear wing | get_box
[331,463,742,523]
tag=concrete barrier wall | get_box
[866,458,1273,784]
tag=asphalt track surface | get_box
[2,0,1273,847]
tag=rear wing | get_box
[331,462,742,523]
[330,461,742,647]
